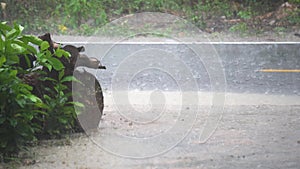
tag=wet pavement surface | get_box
[3,42,300,169]
[78,43,300,95]
[17,104,300,169]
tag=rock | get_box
[22,159,36,166]
[269,20,276,26]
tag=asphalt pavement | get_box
[10,42,300,169]
[76,42,300,95]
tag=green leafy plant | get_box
[41,70,82,137]
[0,22,45,160]
[32,36,83,138]
[0,22,83,161]
[237,9,253,20]
[288,0,300,4]
[1,0,298,35]
[274,26,287,34]
[287,8,300,25]
[229,22,248,33]
[56,0,107,31]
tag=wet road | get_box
[18,104,300,169]
[77,42,300,95]
[13,42,300,169]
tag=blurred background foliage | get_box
[0,0,299,35]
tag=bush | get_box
[40,70,81,137]
[1,0,298,35]
[0,22,80,161]
[0,22,45,160]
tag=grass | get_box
[2,0,298,36]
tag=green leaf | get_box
[9,118,17,127]
[36,52,45,61]
[27,94,41,103]
[9,69,18,76]
[48,57,64,70]
[58,118,68,124]
[58,69,65,81]
[44,63,52,71]
[0,22,11,33]
[55,48,69,58]
[7,55,20,65]
[0,55,6,67]
[69,101,84,107]
[21,35,43,46]
[59,84,68,91]
[61,76,76,83]
[64,51,71,58]
[15,24,24,33]
[6,28,18,40]
[33,109,49,115]
[42,76,57,82]
[22,54,34,68]
[0,39,4,51]
[43,94,51,101]
[70,76,82,84]
[14,39,37,54]
[11,43,26,53]
[40,41,50,51]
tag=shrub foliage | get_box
[0,22,78,161]
[1,0,298,35]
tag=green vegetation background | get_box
[1,0,299,35]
